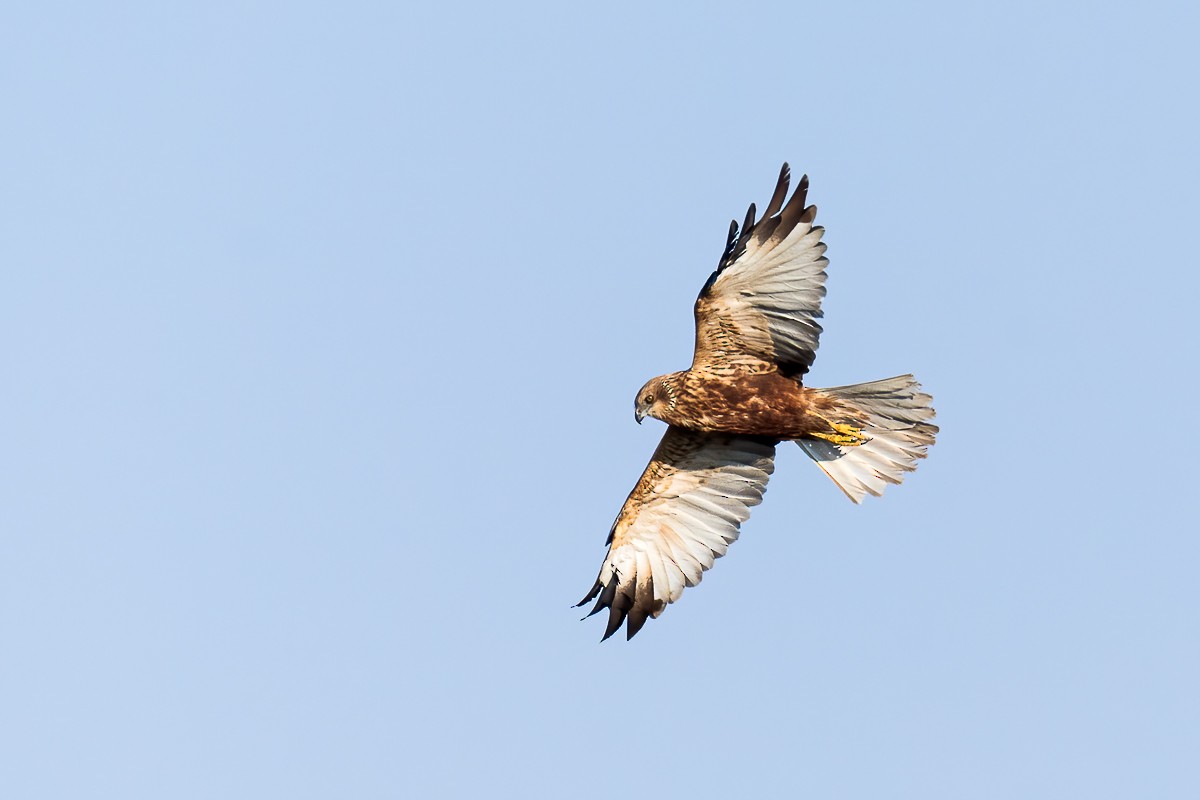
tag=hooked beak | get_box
[634,408,645,425]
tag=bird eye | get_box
[645,394,654,404]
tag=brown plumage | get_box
[635,370,864,440]
[580,164,938,641]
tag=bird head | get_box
[633,376,671,424]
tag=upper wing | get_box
[692,163,829,378]
[578,427,776,641]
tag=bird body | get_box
[638,370,863,442]
[580,164,938,640]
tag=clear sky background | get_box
[3,2,1198,798]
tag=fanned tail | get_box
[798,375,937,503]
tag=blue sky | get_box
[3,2,1198,797]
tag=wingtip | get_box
[763,163,792,219]
[579,597,605,620]
[575,580,600,609]
[778,171,815,228]
[742,202,756,234]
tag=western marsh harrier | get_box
[579,164,938,640]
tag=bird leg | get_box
[808,415,870,447]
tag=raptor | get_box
[579,164,938,641]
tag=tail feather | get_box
[798,375,937,503]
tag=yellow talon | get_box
[811,421,870,447]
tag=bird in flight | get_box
[579,164,938,641]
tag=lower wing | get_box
[578,427,776,640]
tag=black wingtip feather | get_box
[583,596,605,620]
[576,580,600,608]
[578,576,619,621]
[626,609,649,639]
[742,202,756,235]
[763,163,791,218]
[601,604,625,641]
[725,218,740,252]
[779,173,814,231]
